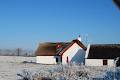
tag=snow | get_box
[0,56,119,80]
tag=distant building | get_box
[85,44,120,66]
[35,36,87,64]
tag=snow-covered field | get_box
[0,56,36,80]
[0,56,119,80]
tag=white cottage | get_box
[85,44,120,67]
[35,42,62,64]
[36,37,87,64]
[60,39,87,64]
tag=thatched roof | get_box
[35,42,70,56]
[35,39,87,56]
[87,44,120,59]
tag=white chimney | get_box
[77,35,82,41]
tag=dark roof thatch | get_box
[35,39,87,56]
[87,44,120,59]
[35,42,70,56]
[59,40,87,56]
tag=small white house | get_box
[36,36,87,64]
[85,44,120,67]
[35,42,61,64]
[60,39,87,64]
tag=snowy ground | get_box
[0,56,119,80]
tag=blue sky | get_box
[0,0,120,50]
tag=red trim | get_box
[73,39,87,51]
[60,42,75,56]
[60,40,86,56]
[77,43,86,50]
[56,43,62,48]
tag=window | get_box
[103,60,107,65]
[56,57,58,63]
[60,57,62,62]
[66,56,69,63]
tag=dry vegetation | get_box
[18,64,120,80]
[0,56,119,80]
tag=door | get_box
[103,60,107,65]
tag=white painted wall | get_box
[85,59,103,66]
[36,56,57,64]
[85,44,90,58]
[85,59,114,66]
[62,43,86,64]
[108,60,114,66]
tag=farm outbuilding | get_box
[85,44,120,66]
[36,36,87,64]
[35,42,70,64]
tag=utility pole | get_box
[17,48,21,56]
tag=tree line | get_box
[0,48,35,57]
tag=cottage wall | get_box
[36,56,58,64]
[62,43,85,64]
[85,59,114,66]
